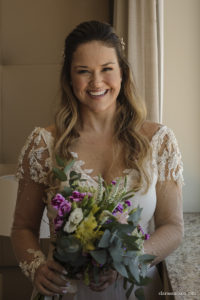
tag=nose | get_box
[89,71,103,87]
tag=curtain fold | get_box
[113,0,163,122]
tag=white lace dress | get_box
[12,125,184,300]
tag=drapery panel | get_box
[113,0,163,122]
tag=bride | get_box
[11,20,184,300]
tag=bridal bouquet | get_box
[35,156,155,300]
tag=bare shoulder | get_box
[45,124,56,138]
[141,120,162,141]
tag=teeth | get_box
[89,90,107,96]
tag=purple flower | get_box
[112,203,124,215]
[58,200,72,217]
[87,192,92,198]
[72,198,81,202]
[72,190,80,198]
[125,200,131,207]
[138,225,145,235]
[54,215,64,231]
[111,180,116,185]
[145,234,150,240]
[106,219,113,224]
[51,193,66,210]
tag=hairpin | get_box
[120,37,125,51]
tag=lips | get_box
[87,89,108,96]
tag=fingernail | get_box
[62,289,68,294]
[62,269,68,275]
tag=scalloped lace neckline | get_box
[38,125,166,182]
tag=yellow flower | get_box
[74,209,103,252]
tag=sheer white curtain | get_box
[113,0,164,122]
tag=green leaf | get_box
[109,239,123,263]
[128,257,140,282]
[98,229,111,248]
[126,282,135,299]
[55,154,65,167]
[53,167,67,181]
[136,276,152,286]
[113,261,128,278]
[128,207,143,225]
[64,159,76,174]
[61,186,73,197]
[134,287,145,300]
[90,249,107,265]
[139,254,156,264]
[57,235,81,252]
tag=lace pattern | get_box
[151,126,184,186]
[16,127,53,185]
[19,249,46,282]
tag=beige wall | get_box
[163,0,200,212]
[0,0,111,163]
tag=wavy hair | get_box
[52,20,152,192]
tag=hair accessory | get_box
[120,37,125,51]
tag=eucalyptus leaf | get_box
[139,254,156,264]
[109,239,123,263]
[126,282,135,299]
[53,167,67,181]
[61,186,73,197]
[90,249,107,265]
[98,229,111,248]
[134,287,145,300]
[136,276,152,286]
[129,258,140,282]
[128,207,143,225]
[113,261,128,278]
[64,159,76,174]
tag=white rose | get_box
[68,208,83,225]
[63,208,83,233]
[63,221,77,233]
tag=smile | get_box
[87,90,108,96]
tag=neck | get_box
[78,105,116,135]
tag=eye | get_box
[77,70,89,74]
[102,67,113,72]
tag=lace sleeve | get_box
[11,128,53,282]
[144,126,184,264]
[155,126,184,186]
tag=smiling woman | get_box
[70,41,122,114]
[11,20,184,300]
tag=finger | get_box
[40,276,69,295]
[47,260,68,275]
[43,267,69,288]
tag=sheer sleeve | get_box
[144,126,184,265]
[11,128,52,282]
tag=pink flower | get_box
[54,215,64,231]
[51,193,66,210]
[58,200,72,217]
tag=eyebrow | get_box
[74,62,116,69]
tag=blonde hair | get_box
[52,21,152,192]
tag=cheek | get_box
[106,73,121,91]
[72,76,87,92]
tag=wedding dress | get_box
[12,125,184,300]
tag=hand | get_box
[34,260,69,296]
[89,269,118,292]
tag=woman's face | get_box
[70,41,122,113]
